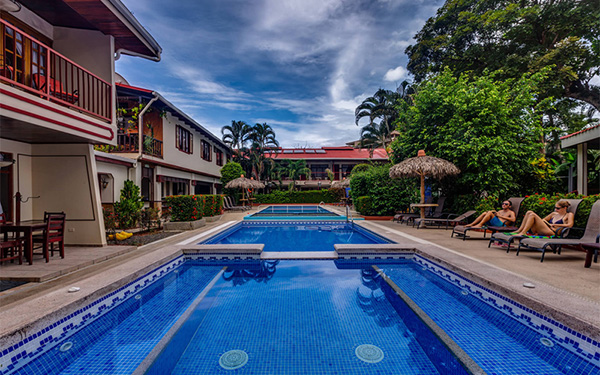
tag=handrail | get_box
[0,18,112,122]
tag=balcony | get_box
[0,19,112,122]
[114,133,163,158]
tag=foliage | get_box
[140,207,160,231]
[280,159,311,191]
[113,180,144,229]
[517,193,600,230]
[349,164,419,216]
[253,189,344,204]
[221,161,245,197]
[474,194,499,216]
[390,68,552,197]
[406,0,600,110]
[447,194,479,217]
[162,194,224,222]
[355,196,374,216]
[222,120,252,150]
[351,163,372,174]
[103,207,117,234]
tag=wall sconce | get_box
[101,177,109,189]
[0,153,15,168]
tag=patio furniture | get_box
[33,74,79,104]
[0,237,23,265]
[578,241,599,268]
[415,210,476,229]
[224,196,247,211]
[516,201,600,263]
[489,199,582,253]
[451,197,525,240]
[32,212,66,263]
[0,221,46,265]
[399,196,445,225]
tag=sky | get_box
[116,0,444,148]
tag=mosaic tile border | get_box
[411,255,600,367]
[0,255,187,374]
[184,253,261,261]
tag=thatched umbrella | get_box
[389,150,460,217]
[225,175,265,205]
[331,178,351,188]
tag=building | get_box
[560,123,600,195]
[0,0,161,245]
[269,147,388,189]
[95,82,231,209]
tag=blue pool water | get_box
[6,259,600,374]
[247,205,341,218]
[202,222,391,251]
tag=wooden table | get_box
[0,221,46,265]
[239,198,248,206]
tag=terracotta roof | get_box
[560,123,600,140]
[268,147,389,160]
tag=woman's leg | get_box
[516,213,554,236]
[516,211,534,232]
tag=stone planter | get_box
[204,214,223,223]
[163,218,206,231]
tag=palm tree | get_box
[283,159,311,191]
[248,123,280,181]
[222,120,252,150]
[359,122,391,157]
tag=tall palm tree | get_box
[359,122,391,157]
[284,159,311,191]
[248,123,280,181]
[221,120,252,150]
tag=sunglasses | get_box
[502,202,510,205]
[555,206,563,210]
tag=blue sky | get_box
[116,0,444,147]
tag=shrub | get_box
[103,207,117,234]
[350,164,419,216]
[355,196,373,215]
[113,180,143,229]
[517,193,599,229]
[163,195,224,222]
[474,194,499,216]
[140,207,160,231]
[221,161,244,198]
[351,163,372,174]
[253,189,343,204]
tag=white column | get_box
[576,143,588,195]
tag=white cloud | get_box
[384,66,408,81]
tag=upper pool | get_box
[201,221,391,251]
[245,205,346,220]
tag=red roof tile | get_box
[560,123,600,140]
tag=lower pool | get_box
[201,221,391,251]
[3,258,599,374]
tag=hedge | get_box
[163,194,223,222]
[253,189,345,204]
[355,196,373,215]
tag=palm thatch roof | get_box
[225,176,265,189]
[389,152,460,179]
[331,178,351,188]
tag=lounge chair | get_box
[415,210,476,229]
[578,237,600,268]
[451,197,524,240]
[516,200,600,263]
[488,199,582,253]
[223,196,246,211]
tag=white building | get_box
[95,82,231,210]
[0,0,161,245]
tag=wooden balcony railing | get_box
[115,133,163,158]
[0,19,112,122]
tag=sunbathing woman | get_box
[515,200,574,236]
[465,200,516,228]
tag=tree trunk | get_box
[565,80,600,111]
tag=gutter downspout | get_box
[137,93,160,161]
[115,48,161,62]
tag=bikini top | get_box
[551,215,565,225]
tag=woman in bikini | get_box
[515,200,574,236]
[465,200,516,228]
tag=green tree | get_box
[248,122,279,181]
[222,120,252,149]
[359,122,392,156]
[113,180,144,229]
[406,0,600,110]
[282,159,311,191]
[220,161,245,186]
[391,68,553,197]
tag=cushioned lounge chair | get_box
[415,210,476,229]
[451,197,525,240]
[488,199,582,253]
[516,200,600,263]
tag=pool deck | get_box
[0,206,598,348]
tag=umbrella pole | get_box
[420,173,425,220]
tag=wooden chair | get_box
[32,74,79,104]
[0,237,23,265]
[32,212,66,263]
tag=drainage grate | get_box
[355,344,384,363]
[219,350,248,370]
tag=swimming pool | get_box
[4,257,598,374]
[245,205,346,220]
[201,221,391,251]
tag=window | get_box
[202,140,212,161]
[176,126,193,154]
[215,149,223,166]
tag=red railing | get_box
[115,133,163,158]
[0,19,112,122]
